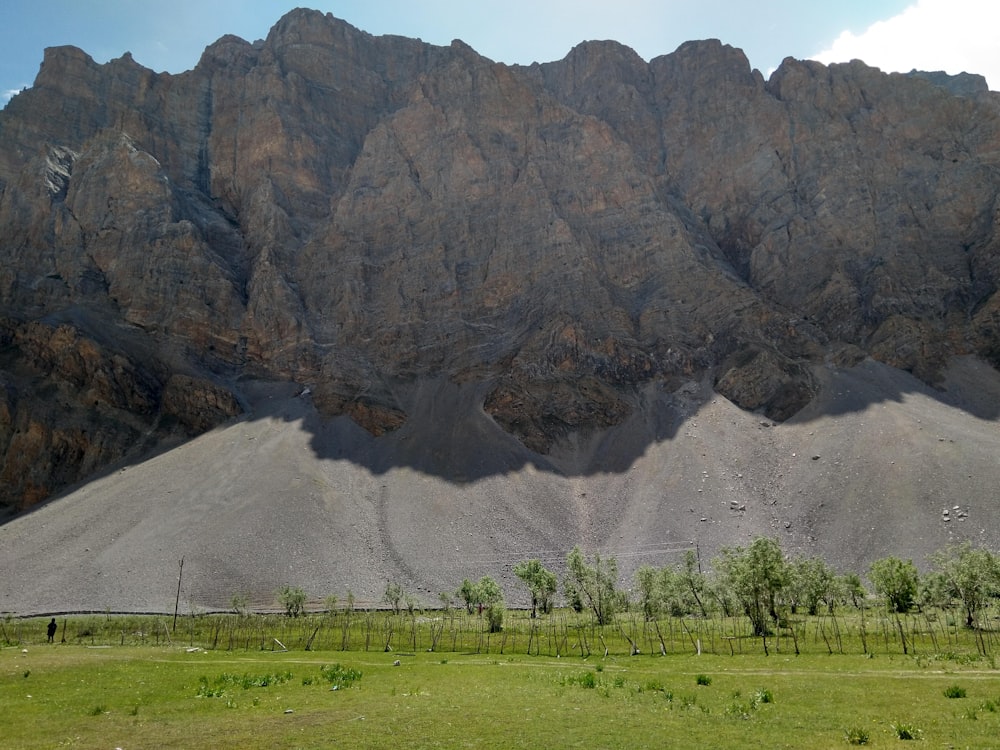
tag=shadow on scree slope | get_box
[227,354,1000,484]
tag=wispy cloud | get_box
[812,0,999,90]
[2,86,28,106]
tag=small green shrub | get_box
[88,705,106,716]
[696,674,712,686]
[580,671,597,689]
[944,684,967,699]
[844,726,870,745]
[891,722,922,740]
[321,663,362,689]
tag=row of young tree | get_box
[275,538,1000,638]
[619,539,999,636]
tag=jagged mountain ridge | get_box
[0,7,998,518]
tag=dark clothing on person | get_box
[47,618,57,643]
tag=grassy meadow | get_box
[3,609,1000,748]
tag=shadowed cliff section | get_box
[0,8,999,515]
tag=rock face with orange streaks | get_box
[0,8,998,512]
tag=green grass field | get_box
[3,611,1000,748]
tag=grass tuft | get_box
[320,663,362,689]
[843,726,870,745]
[891,722,922,740]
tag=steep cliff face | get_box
[0,9,998,512]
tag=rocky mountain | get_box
[1,10,999,611]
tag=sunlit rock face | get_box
[0,8,998,511]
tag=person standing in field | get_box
[47,618,57,643]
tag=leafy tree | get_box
[484,599,505,633]
[787,556,836,616]
[473,575,504,632]
[708,576,737,618]
[678,550,709,617]
[868,556,919,613]
[838,573,867,609]
[514,559,559,618]
[636,564,699,618]
[457,578,478,614]
[564,546,620,625]
[930,543,1000,629]
[278,586,307,618]
[475,576,503,607]
[635,565,663,620]
[229,593,249,616]
[383,582,404,615]
[455,576,504,628]
[918,570,953,610]
[714,537,789,636]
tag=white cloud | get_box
[812,0,1000,90]
[2,86,28,106]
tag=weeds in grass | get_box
[678,694,698,710]
[891,722,922,740]
[320,663,362,689]
[725,687,773,719]
[561,671,599,689]
[944,684,966,698]
[197,671,293,697]
[9,646,1000,750]
[696,674,712,686]
[843,726,870,744]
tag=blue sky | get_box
[2,1,997,106]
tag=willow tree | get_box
[931,543,1000,629]
[869,556,919,613]
[714,537,789,636]
[564,546,620,626]
[514,559,558,618]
